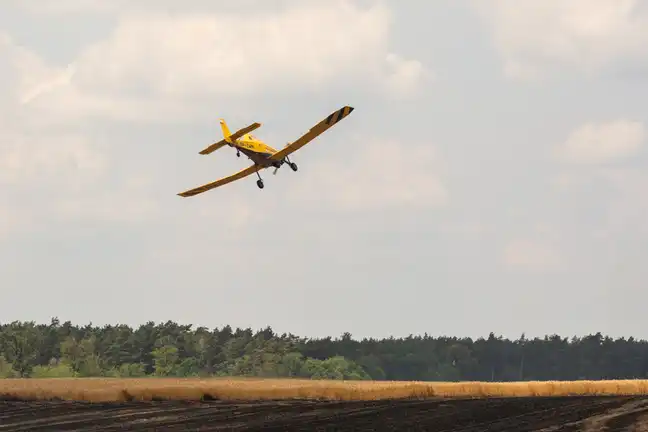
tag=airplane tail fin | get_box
[220,119,233,143]
[199,119,262,155]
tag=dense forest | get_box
[0,319,646,381]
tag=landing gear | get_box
[285,156,297,172]
[254,157,295,189]
[236,150,240,157]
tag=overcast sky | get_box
[2,0,648,340]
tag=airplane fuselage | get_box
[232,134,283,168]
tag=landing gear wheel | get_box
[290,162,298,172]
[256,179,264,189]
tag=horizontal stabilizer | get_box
[229,122,261,141]
[199,139,228,155]
[199,121,262,155]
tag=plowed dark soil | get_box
[1,396,648,431]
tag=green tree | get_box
[0,322,43,376]
[176,357,201,377]
[106,362,147,377]
[31,361,76,378]
[152,345,179,376]
[3,318,648,382]
[0,355,18,378]
[279,352,305,377]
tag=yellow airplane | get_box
[178,105,354,197]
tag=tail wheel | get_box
[256,179,264,189]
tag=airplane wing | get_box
[199,122,261,155]
[177,164,261,197]
[269,106,354,161]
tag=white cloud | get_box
[0,1,430,236]
[11,0,129,14]
[598,169,648,236]
[291,139,448,211]
[382,53,429,97]
[502,237,560,271]
[1,2,431,228]
[11,0,291,15]
[0,33,150,230]
[0,33,67,105]
[0,128,106,187]
[55,191,157,224]
[0,35,107,188]
[556,119,644,164]
[0,208,37,239]
[20,1,427,122]
[19,64,76,105]
[558,168,648,237]
[474,0,648,79]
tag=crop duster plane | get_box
[177,105,354,197]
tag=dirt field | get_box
[3,379,648,430]
[2,395,648,431]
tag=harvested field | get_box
[3,396,648,430]
[3,379,648,430]
[2,378,648,402]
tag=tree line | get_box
[0,318,646,381]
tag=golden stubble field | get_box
[2,378,648,402]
